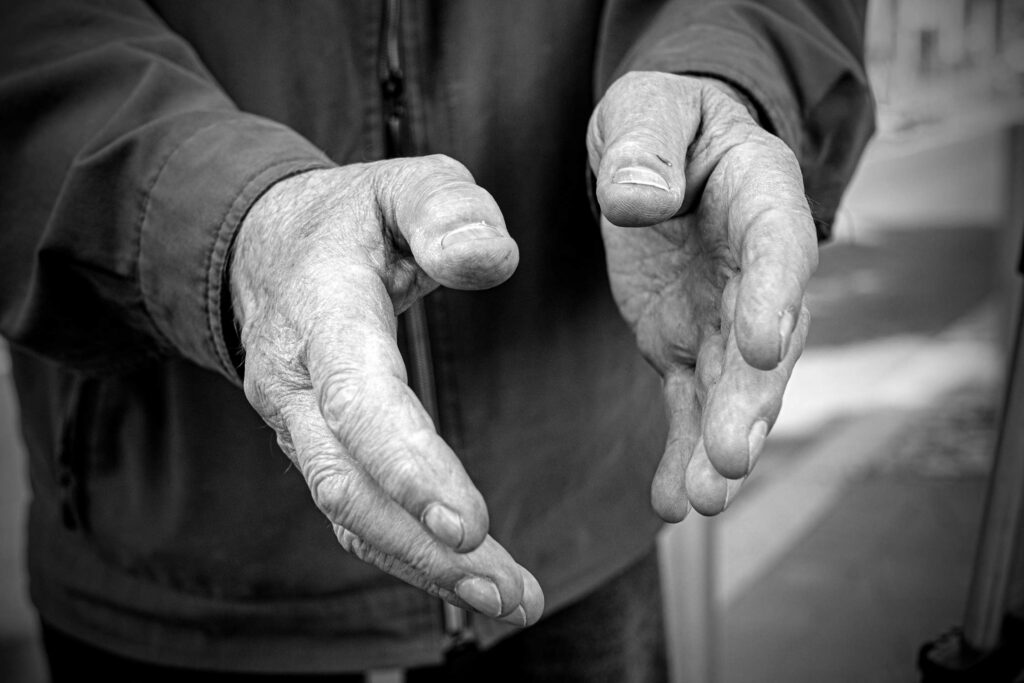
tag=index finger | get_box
[303,281,490,553]
[718,137,818,371]
[277,392,541,625]
[700,303,810,484]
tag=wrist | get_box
[228,168,334,353]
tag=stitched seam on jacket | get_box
[135,116,238,354]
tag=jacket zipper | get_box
[379,0,475,656]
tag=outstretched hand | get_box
[231,156,543,627]
[588,72,818,520]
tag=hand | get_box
[231,156,543,626]
[587,72,818,520]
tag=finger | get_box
[666,333,730,518]
[305,319,490,553]
[701,305,811,480]
[513,564,545,627]
[587,72,699,227]
[685,438,746,516]
[333,526,544,627]
[281,394,535,620]
[650,369,701,522]
[376,154,519,290]
[723,140,818,371]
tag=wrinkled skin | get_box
[232,156,540,627]
[229,71,817,625]
[588,72,817,520]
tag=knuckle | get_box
[318,369,367,420]
[242,342,309,411]
[357,536,445,597]
[274,430,296,459]
[741,197,814,237]
[346,419,438,493]
[611,70,654,95]
[390,154,472,188]
[763,132,800,168]
[304,458,358,523]
[599,72,663,133]
[702,87,756,128]
[243,368,288,426]
[242,372,271,412]
[729,130,803,184]
[368,427,440,496]
[340,529,383,568]
[317,365,418,445]
[424,153,469,177]
[373,448,422,497]
[336,526,365,556]
[243,366,306,431]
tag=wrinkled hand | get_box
[231,156,542,626]
[588,72,818,520]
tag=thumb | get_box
[587,72,701,227]
[377,154,519,290]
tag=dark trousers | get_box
[42,547,667,683]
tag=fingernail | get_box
[422,503,465,549]
[611,166,670,191]
[455,577,503,618]
[441,223,503,248]
[724,477,745,510]
[747,420,768,472]
[778,309,796,362]
[500,605,528,628]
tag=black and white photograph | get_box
[1,1,1022,681]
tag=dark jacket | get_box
[0,0,875,672]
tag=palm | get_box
[603,200,733,378]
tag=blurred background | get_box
[661,0,1024,681]
[3,0,1024,681]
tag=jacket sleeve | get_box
[0,0,335,382]
[595,0,877,240]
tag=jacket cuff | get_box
[138,115,334,385]
[620,24,803,167]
